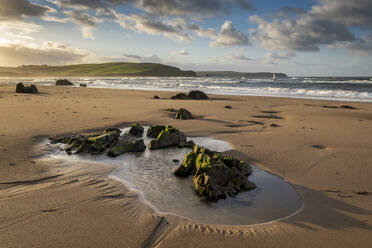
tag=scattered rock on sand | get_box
[171,91,209,100]
[340,105,356,109]
[153,95,160,99]
[171,93,188,100]
[56,79,73,86]
[80,83,87,87]
[16,83,39,94]
[174,146,256,201]
[323,105,356,110]
[175,108,193,120]
[225,105,232,109]
[187,90,209,100]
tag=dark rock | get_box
[224,105,232,109]
[146,125,166,138]
[166,108,177,112]
[49,128,121,155]
[174,146,256,201]
[149,126,187,150]
[173,159,180,163]
[129,123,144,137]
[153,95,160,99]
[187,90,208,100]
[340,105,356,109]
[171,93,188,100]
[80,83,87,87]
[16,83,39,94]
[270,124,280,128]
[107,138,146,157]
[56,79,73,86]
[175,108,193,120]
[323,105,338,109]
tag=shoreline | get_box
[1,85,371,247]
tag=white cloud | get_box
[171,49,189,55]
[0,41,88,66]
[210,20,249,47]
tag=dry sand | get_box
[0,85,371,248]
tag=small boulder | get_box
[16,83,39,94]
[56,79,73,86]
[174,146,256,201]
[187,91,208,100]
[171,93,188,100]
[146,125,166,138]
[224,105,232,109]
[80,83,87,87]
[129,123,144,137]
[153,95,160,99]
[340,105,356,109]
[175,108,193,120]
[149,126,187,150]
[107,139,146,157]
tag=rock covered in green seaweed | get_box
[49,126,146,157]
[129,123,144,137]
[108,136,146,157]
[175,108,193,120]
[148,125,194,150]
[148,125,186,150]
[174,146,256,201]
[146,125,166,138]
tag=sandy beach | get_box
[0,85,371,248]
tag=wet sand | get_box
[0,85,371,247]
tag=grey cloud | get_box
[119,14,192,41]
[250,14,354,52]
[250,0,372,53]
[262,52,295,64]
[54,0,255,18]
[334,34,372,56]
[171,50,189,55]
[63,10,99,39]
[210,20,249,47]
[0,41,87,66]
[225,53,251,61]
[0,0,50,21]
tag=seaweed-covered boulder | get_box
[187,91,208,100]
[149,126,187,150]
[146,125,166,138]
[171,93,188,100]
[107,138,146,157]
[16,83,39,94]
[175,108,193,120]
[50,128,121,155]
[174,146,255,201]
[129,123,144,137]
[56,79,73,86]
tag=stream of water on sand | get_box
[41,127,302,225]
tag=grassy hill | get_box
[0,62,197,77]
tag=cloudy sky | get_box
[0,0,372,76]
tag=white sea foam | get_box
[2,76,372,102]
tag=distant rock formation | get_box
[16,83,38,94]
[171,91,209,100]
[56,79,73,86]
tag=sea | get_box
[2,76,372,102]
